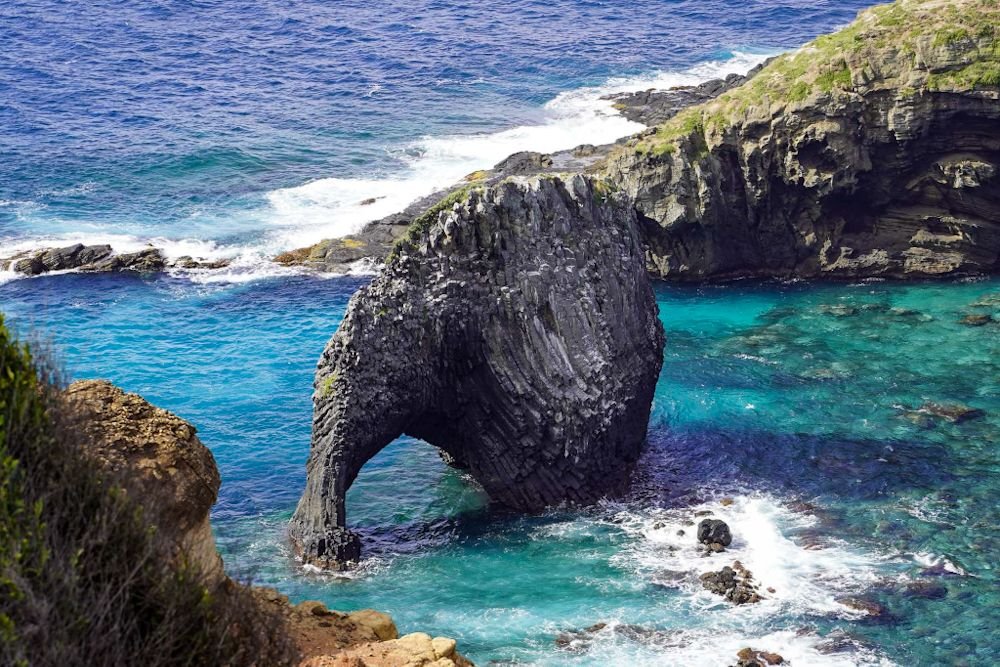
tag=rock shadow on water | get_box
[633,422,958,506]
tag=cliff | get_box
[65,380,226,584]
[289,175,665,567]
[609,0,1000,279]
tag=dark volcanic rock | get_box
[700,561,762,605]
[9,243,113,275]
[609,1,1000,280]
[289,175,665,568]
[4,243,168,275]
[606,68,766,127]
[697,518,733,547]
[734,647,785,666]
[492,151,553,176]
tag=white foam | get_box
[530,494,897,665]
[1,51,775,285]
[610,495,886,616]
[263,50,773,250]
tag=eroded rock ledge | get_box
[289,175,665,567]
[612,0,1000,279]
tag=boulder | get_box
[700,561,762,605]
[63,380,224,583]
[697,518,733,548]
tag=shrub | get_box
[0,316,298,667]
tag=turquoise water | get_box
[3,274,997,665]
[4,0,997,663]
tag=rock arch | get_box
[289,175,665,568]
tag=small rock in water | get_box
[735,647,785,666]
[697,518,733,547]
[959,313,993,326]
[836,596,890,621]
[720,497,735,506]
[700,562,762,605]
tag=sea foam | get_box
[0,51,773,284]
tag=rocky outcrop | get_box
[2,243,231,276]
[608,0,1000,279]
[64,379,226,583]
[252,592,474,667]
[700,561,763,605]
[289,175,665,567]
[65,380,473,665]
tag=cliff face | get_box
[65,379,226,583]
[609,0,1000,279]
[289,175,665,567]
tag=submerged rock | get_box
[289,175,665,568]
[836,596,891,622]
[959,313,994,326]
[918,402,986,424]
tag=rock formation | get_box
[1,242,230,276]
[279,0,1000,282]
[65,379,226,582]
[289,175,665,567]
[609,0,1000,279]
[66,379,473,666]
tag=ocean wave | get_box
[532,493,896,665]
[263,50,773,249]
[0,50,774,285]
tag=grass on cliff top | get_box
[385,184,483,265]
[631,0,1000,157]
[0,316,298,667]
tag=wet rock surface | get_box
[2,243,231,276]
[700,561,763,605]
[733,647,786,666]
[289,175,665,567]
[697,518,733,550]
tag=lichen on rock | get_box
[289,174,665,568]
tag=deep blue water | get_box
[7,1,998,665]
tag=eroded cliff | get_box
[610,0,1000,278]
[289,175,665,567]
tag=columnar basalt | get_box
[609,0,1000,279]
[289,175,665,567]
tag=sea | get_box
[2,1,997,665]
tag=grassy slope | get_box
[628,0,1000,157]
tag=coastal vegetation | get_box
[632,0,1000,156]
[0,318,297,666]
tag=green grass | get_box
[0,316,298,666]
[625,0,1000,159]
[386,185,482,265]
